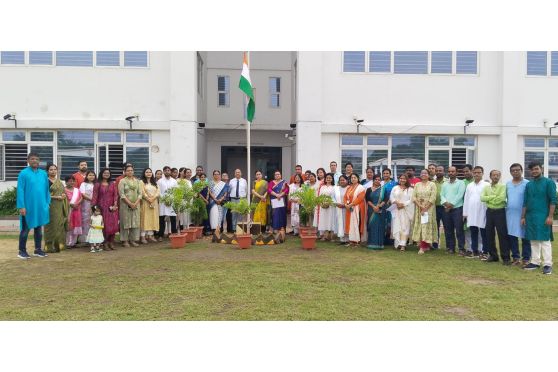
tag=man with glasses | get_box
[506,163,531,266]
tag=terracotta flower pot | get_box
[184,228,197,243]
[169,233,187,249]
[301,235,317,250]
[299,226,317,237]
[235,233,252,249]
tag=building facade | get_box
[1,51,558,191]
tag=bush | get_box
[0,187,18,216]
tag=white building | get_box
[1,51,558,191]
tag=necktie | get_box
[236,179,240,198]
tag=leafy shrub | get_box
[0,187,18,216]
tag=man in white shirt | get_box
[157,166,178,241]
[330,161,343,185]
[462,166,490,258]
[228,168,248,231]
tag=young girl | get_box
[87,205,105,252]
[64,175,83,248]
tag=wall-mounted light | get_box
[290,123,296,129]
[353,116,364,133]
[198,122,206,129]
[3,113,17,128]
[550,121,558,136]
[464,119,474,134]
[125,115,139,130]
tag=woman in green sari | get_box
[251,170,269,230]
[44,164,68,253]
[118,164,142,247]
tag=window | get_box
[523,137,558,180]
[453,136,475,146]
[391,135,425,177]
[29,51,53,65]
[57,130,95,179]
[98,132,122,143]
[394,52,428,74]
[30,131,54,142]
[343,51,365,72]
[126,147,149,171]
[431,51,452,74]
[428,136,450,146]
[341,149,363,175]
[369,52,391,73]
[4,144,28,181]
[456,51,478,74]
[269,77,280,108]
[341,135,363,146]
[0,145,3,180]
[1,51,25,64]
[124,51,148,67]
[366,149,389,174]
[367,136,388,146]
[96,51,120,66]
[30,146,54,169]
[126,132,149,143]
[197,53,204,96]
[552,51,558,76]
[524,151,545,179]
[2,131,26,141]
[217,76,230,107]
[56,51,93,66]
[524,137,545,147]
[527,51,548,76]
[98,145,124,177]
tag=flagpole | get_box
[246,51,252,231]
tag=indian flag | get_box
[239,52,255,122]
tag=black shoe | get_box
[543,266,552,275]
[485,256,499,262]
[523,263,540,270]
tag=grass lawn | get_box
[0,234,556,320]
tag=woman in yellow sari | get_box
[252,170,269,230]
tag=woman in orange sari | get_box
[344,173,366,246]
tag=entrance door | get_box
[97,144,124,177]
[221,146,282,181]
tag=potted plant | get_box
[189,180,209,238]
[223,198,257,249]
[289,185,333,249]
[160,180,192,248]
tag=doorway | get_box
[221,146,282,181]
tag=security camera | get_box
[125,115,138,121]
[3,114,11,120]
[356,119,364,124]
[198,122,206,128]
[465,119,474,125]
[290,123,296,129]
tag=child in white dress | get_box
[87,206,105,252]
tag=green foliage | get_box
[224,198,257,224]
[0,187,17,216]
[290,185,333,226]
[159,180,210,225]
[190,181,209,225]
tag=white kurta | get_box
[316,184,335,231]
[389,186,414,247]
[288,183,301,230]
[157,177,178,216]
[463,180,489,228]
[332,185,347,237]
[178,179,192,227]
[310,181,322,227]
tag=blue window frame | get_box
[456,51,477,74]
[527,51,547,76]
[1,51,25,64]
[124,51,148,67]
[431,51,452,74]
[369,51,391,73]
[56,51,93,66]
[343,51,365,72]
[551,51,558,76]
[96,51,120,66]
[394,52,428,74]
[29,51,53,65]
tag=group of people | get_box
[15,152,555,275]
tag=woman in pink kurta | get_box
[91,168,120,249]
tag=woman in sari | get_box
[252,170,269,229]
[389,174,415,252]
[44,164,68,253]
[64,175,82,249]
[316,173,335,241]
[91,168,119,250]
[140,168,160,243]
[411,169,438,254]
[177,167,192,230]
[333,175,349,244]
[366,174,388,250]
[198,173,211,234]
[268,170,289,235]
[208,170,228,233]
[344,173,366,246]
[288,173,303,235]
[316,167,326,183]
[118,165,142,247]
[361,167,375,189]
[78,170,96,244]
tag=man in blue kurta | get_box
[506,163,531,266]
[16,152,51,259]
[521,161,556,275]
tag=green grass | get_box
[0,236,556,320]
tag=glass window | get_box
[30,146,54,169]
[30,132,54,142]
[394,51,428,74]
[126,147,149,171]
[428,136,450,146]
[456,51,478,74]
[0,144,3,180]
[343,51,365,72]
[57,130,95,179]
[367,136,389,146]
[524,151,545,179]
[124,51,148,67]
[524,137,545,147]
[369,51,391,73]
[341,135,363,146]
[431,51,452,74]
[29,51,53,65]
[4,144,28,181]
[269,77,280,108]
[552,51,558,76]
[1,51,25,64]
[2,131,26,141]
[126,132,150,143]
[366,150,389,174]
[217,75,230,107]
[391,135,425,178]
[453,136,475,146]
[549,138,558,148]
[548,152,558,182]
[96,51,120,66]
[98,132,122,143]
[428,150,450,169]
[527,51,547,76]
[341,149,363,176]
[56,51,94,66]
